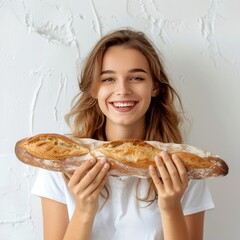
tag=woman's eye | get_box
[131,76,144,81]
[102,78,114,82]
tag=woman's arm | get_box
[42,158,109,240]
[185,211,205,240]
[159,206,205,240]
[42,197,69,240]
[42,197,99,240]
[150,151,205,240]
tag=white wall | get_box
[0,0,239,239]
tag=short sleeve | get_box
[31,169,67,204]
[181,180,215,215]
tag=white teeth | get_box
[113,102,135,108]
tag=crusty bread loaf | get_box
[22,134,90,159]
[15,133,229,179]
[97,140,214,169]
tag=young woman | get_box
[32,29,214,240]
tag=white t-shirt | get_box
[32,169,214,240]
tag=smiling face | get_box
[96,46,157,138]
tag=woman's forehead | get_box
[101,46,150,73]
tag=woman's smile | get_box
[110,101,138,112]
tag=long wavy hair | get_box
[65,29,184,204]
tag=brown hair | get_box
[65,28,184,203]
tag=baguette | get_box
[15,133,229,179]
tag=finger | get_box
[149,163,164,192]
[68,159,96,186]
[160,151,182,187]
[172,154,189,186]
[83,161,110,194]
[155,153,173,188]
[93,162,110,184]
[80,159,109,190]
[86,169,109,197]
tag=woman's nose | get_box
[114,80,132,96]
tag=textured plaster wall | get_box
[0,0,239,239]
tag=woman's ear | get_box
[151,87,159,97]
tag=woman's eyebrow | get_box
[101,68,147,75]
[128,68,147,74]
[101,70,115,75]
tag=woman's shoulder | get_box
[35,168,65,182]
[31,169,68,202]
[181,179,214,215]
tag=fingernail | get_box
[161,151,167,156]
[155,155,162,162]
[104,163,110,169]
[100,158,106,164]
[149,165,154,171]
[90,159,96,163]
[172,153,178,158]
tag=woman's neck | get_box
[105,123,146,141]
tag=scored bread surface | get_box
[24,134,90,160]
[98,140,214,169]
[98,140,160,168]
[172,152,213,169]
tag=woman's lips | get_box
[110,101,138,112]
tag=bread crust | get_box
[21,134,90,160]
[98,140,161,168]
[15,133,229,179]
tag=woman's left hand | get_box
[149,151,189,212]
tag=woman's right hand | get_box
[65,158,110,218]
